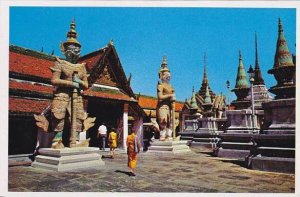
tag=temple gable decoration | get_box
[96,63,118,87]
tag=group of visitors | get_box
[97,123,141,176]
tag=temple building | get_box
[181,53,226,121]
[9,22,145,155]
[180,54,226,148]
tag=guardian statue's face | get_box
[161,71,171,83]
[64,44,81,63]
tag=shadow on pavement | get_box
[218,159,246,168]
[193,149,247,168]
[102,155,113,159]
[115,170,132,176]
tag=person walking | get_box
[126,129,141,176]
[108,128,117,158]
[98,122,107,150]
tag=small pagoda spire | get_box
[204,86,212,104]
[272,18,294,69]
[202,52,208,85]
[255,32,259,69]
[235,50,249,89]
[198,53,216,100]
[190,86,198,109]
[253,32,265,85]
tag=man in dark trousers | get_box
[97,122,107,150]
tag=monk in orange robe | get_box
[108,128,117,158]
[126,130,141,176]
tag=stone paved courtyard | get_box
[8,147,295,193]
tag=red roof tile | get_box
[175,102,184,111]
[83,89,135,102]
[79,50,105,72]
[10,51,55,79]
[9,97,50,114]
[10,48,105,79]
[138,96,158,110]
[138,95,184,112]
[9,80,54,94]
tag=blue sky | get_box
[10,7,296,102]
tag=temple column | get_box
[123,103,129,151]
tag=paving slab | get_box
[8,147,295,193]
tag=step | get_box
[250,156,295,174]
[220,142,253,150]
[217,148,250,160]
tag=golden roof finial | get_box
[108,39,114,46]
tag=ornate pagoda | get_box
[182,53,226,119]
[247,18,296,174]
[180,54,226,148]
[217,50,259,160]
[197,53,216,100]
[246,33,272,110]
[268,18,295,99]
[231,50,250,109]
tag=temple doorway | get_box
[86,99,123,148]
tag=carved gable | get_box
[95,63,118,87]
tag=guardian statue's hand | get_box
[72,82,80,89]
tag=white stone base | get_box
[32,147,105,172]
[147,140,191,154]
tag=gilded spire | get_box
[159,55,170,73]
[255,32,259,69]
[198,52,216,99]
[108,39,114,46]
[203,52,208,85]
[272,18,294,69]
[235,50,249,89]
[63,19,81,49]
[253,32,265,85]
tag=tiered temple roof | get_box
[197,53,216,100]
[183,53,226,117]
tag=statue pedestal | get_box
[262,98,295,134]
[217,133,253,159]
[216,109,261,160]
[246,134,295,174]
[147,140,191,154]
[32,147,105,172]
[180,117,225,149]
[246,98,295,174]
[225,109,260,133]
